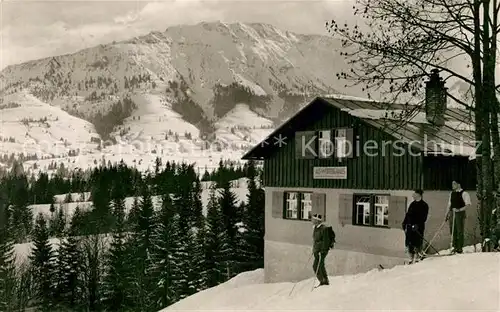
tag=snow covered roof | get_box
[242,96,476,160]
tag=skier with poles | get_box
[402,189,429,264]
[311,213,335,287]
[446,180,471,254]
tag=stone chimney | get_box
[425,69,447,126]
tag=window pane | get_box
[364,206,370,224]
[286,192,298,219]
[301,193,312,220]
[374,196,389,226]
[356,195,371,225]
[375,195,389,204]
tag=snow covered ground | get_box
[0,90,99,157]
[16,100,272,175]
[27,182,249,222]
[160,245,500,311]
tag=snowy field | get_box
[27,178,249,222]
[14,178,250,265]
[2,91,273,176]
[160,245,500,311]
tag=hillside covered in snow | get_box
[159,247,499,311]
[0,21,353,174]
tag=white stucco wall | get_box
[264,240,405,283]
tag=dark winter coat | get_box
[403,199,429,250]
[313,224,330,253]
[402,199,429,230]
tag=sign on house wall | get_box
[313,166,347,179]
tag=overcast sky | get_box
[0,0,355,69]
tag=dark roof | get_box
[242,95,476,160]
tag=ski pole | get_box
[311,252,322,291]
[450,210,456,251]
[422,217,447,254]
[288,252,313,297]
[414,229,440,255]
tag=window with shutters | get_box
[284,191,313,220]
[353,194,390,227]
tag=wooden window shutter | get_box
[388,195,407,228]
[271,191,284,218]
[345,128,355,158]
[295,131,317,159]
[311,193,326,220]
[338,193,353,226]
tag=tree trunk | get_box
[472,0,486,250]
[481,0,498,251]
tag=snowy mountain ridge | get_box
[0,21,350,174]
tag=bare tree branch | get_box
[326,0,484,108]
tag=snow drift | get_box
[160,247,500,311]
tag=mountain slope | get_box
[159,247,499,311]
[0,21,349,172]
[0,90,99,158]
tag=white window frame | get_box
[355,195,371,225]
[354,194,390,227]
[286,192,298,219]
[374,195,389,226]
[301,193,312,220]
[284,191,313,221]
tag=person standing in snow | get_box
[402,189,429,263]
[311,213,330,286]
[446,180,471,254]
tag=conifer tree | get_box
[64,192,73,203]
[173,164,194,229]
[175,226,197,299]
[126,196,141,230]
[205,187,231,287]
[201,169,210,181]
[129,185,156,311]
[102,194,131,310]
[0,204,16,311]
[219,181,239,241]
[30,213,56,311]
[81,233,105,311]
[242,162,265,268]
[50,206,66,237]
[218,181,240,276]
[69,206,85,236]
[190,223,208,292]
[134,185,155,261]
[54,228,84,310]
[150,195,180,309]
[191,178,204,229]
[233,222,257,274]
